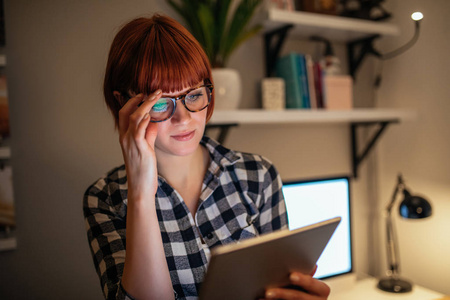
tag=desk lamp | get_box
[377,174,432,293]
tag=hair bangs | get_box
[133,19,210,95]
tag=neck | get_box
[156,144,208,186]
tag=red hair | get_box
[103,14,214,128]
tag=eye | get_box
[152,99,170,113]
[186,90,204,102]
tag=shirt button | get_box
[206,233,213,240]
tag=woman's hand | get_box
[118,90,162,199]
[263,269,330,300]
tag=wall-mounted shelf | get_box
[264,9,400,41]
[209,108,413,125]
[206,109,415,177]
[263,8,400,77]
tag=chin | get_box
[171,141,200,156]
[157,133,203,157]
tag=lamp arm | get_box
[386,176,402,213]
[381,21,421,60]
[385,211,400,277]
[384,175,403,277]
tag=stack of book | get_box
[275,52,352,110]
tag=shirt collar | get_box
[156,136,240,187]
[200,136,240,167]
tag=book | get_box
[313,62,324,108]
[275,52,310,109]
[275,53,302,109]
[297,54,311,109]
[305,54,317,109]
[0,75,9,137]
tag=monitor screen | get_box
[282,176,352,279]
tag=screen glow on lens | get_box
[152,99,170,113]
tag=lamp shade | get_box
[399,189,432,219]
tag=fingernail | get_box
[155,89,162,94]
[290,273,300,282]
[265,290,276,298]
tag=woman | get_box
[83,14,330,300]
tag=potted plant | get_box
[167,0,263,109]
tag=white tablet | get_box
[199,217,341,300]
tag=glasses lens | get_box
[150,98,174,122]
[185,86,211,112]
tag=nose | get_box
[170,101,191,125]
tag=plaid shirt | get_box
[83,136,288,300]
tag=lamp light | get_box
[411,12,424,21]
[377,174,432,293]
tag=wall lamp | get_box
[349,11,424,79]
[377,174,432,293]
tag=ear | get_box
[113,91,122,102]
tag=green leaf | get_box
[221,0,262,66]
[166,0,262,68]
[226,24,262,62]
[197,3,215,63]
[211,0,232,67]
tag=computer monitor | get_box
[282,176,352,279]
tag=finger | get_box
[310,265,317,277]
[135,113,151,145]
[144,120,159,146]
[126,90,162,133]
[290,272,330,297]
[135,89,162,114]
[118,93,144,136]
[265,287,305,300]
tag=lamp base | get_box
[377,277,413,293]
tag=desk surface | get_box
[330,277,445,300]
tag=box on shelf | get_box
[261,78,285,110]
[323,75,353,110]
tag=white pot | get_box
[211,68,242,110]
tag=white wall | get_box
[0,1,172,299]
[376,0,450,295]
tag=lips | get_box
[171,130,196,141]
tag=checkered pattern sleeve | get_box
[83,167,135,300]
[256,156,288,233]
[233,153,288,234]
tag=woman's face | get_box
[153,82,208,158]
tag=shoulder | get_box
[202,135,276,171]
[83,165,127,207]
[202,136,280,184]
[233,151,277,174]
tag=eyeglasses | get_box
[123,81,214,123]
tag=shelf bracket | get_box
[347,34,382,78]
[204,123,239,145]
[351,120,398,178]
[264,24,294,77]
